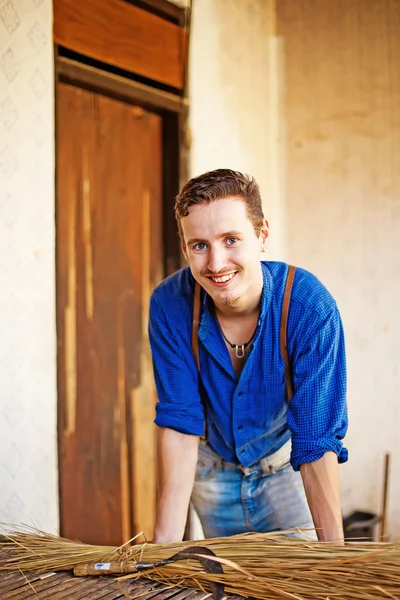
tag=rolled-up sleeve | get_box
[149,293,205,436]
[288,304,348,471]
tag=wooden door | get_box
[56,82,163,545]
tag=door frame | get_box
[55,46,186,538]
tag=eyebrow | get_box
[186,230,243,246]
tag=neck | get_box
[214,268,263,319]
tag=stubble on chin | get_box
[213,290,242,306]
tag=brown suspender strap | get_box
[280,265,296,401]
[192,282,201,370]
[192,282,206,438]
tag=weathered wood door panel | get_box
[56,82,162,545]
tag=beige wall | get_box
[277,0,400,538]
[187,0,280,254]
[0,0,58,530]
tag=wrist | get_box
[154,526,183,545]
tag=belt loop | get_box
[214,455,223,471]
[261,462,275,476]
[237,464,251,476]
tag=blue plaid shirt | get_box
[149,261,348,471]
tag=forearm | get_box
[299,451,344,542]
[154,427,199,544]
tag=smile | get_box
[209,272,237,285]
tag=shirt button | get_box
[237,425,243,430]
[240,449,245,454]
[238,392,243,397]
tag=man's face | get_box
[181,197,269,308]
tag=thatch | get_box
[1,525,400,600]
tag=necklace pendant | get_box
[235,345,245,359]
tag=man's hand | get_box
[299,451,344,542]
[154,427,199,544]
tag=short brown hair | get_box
[174,169,265,241]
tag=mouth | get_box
[207,272,238,287]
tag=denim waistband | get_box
[198,438,292,476]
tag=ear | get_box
[258,219,269,251]
[181,241,189,262]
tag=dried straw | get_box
[1,525,400,600]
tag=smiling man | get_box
[149,169,348,543]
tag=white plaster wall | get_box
[277,4,400,539]
[0,0,58,531]
[187,0,278,255]
[189,1,269,176]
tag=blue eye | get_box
[226,237,238,245]
[193,242,207,251]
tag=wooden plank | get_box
[57,57,183,114]
[3,574,83,599]
[130,110,162,541]
[80,578,164,600]
[61,578,126,600]
[130,0,186,25]
[56,84,83,534]
[163,112,182,276]
[6,578,117,600]
[0,570,206,600]
[91,95,145,544]
[111,578,166,599]
[0,571,42,595]
[58,85,132,545]
[57,82,164,545]
[145,588,206,600]
[54,0,186,89]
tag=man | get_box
[149,169,348,544]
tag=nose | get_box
[207,246,228,274]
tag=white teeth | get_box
[211,273,235,283]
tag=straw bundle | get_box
[1,526,400,600]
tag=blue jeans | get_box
[191,439,316,539]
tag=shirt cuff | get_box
[154,408,205,437]
[290,437,348,472]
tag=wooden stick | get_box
[380,453,391,540]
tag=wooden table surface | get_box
[0,568,221,600]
